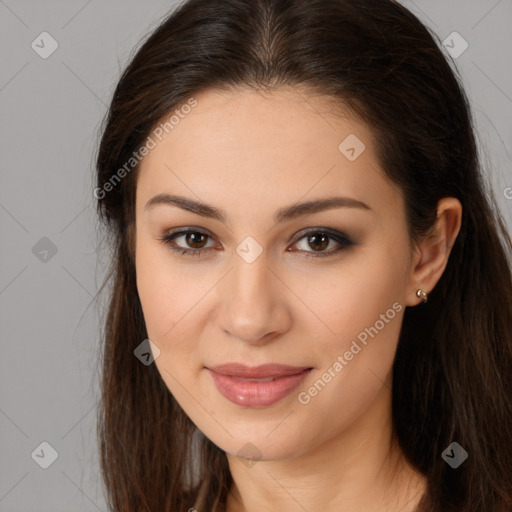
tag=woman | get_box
[94,0,512,510]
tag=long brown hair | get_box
[94,0,512,510]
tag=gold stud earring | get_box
[416,289,428,303]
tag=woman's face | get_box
[134,87,417,461]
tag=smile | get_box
[205,363,313,407]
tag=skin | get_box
[134,87,462,512]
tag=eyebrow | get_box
[144,193,371,224]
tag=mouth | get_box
[205,363,313,407]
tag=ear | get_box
[405,197,462,307]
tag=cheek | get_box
[296,243,408,351]
[135,237,201,342]
[291,256,406,442]
[135,237,223,387]
[136,258,176,341]
[135,248,202,396]
[292,243,408,423]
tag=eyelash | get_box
[157,227,354,259]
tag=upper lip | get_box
[207,363,312,378]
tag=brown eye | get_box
[306,233,329,252]
[159,229,216,257]
[290,229,354,259]
[185,232,208,249]
[159,227,354,259]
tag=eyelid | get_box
[159,226,354,258]
[164,227,218,249]
[288,227,354,258]
[290,226,349,244]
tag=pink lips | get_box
[206,363,312,407]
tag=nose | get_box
[216,252,292,344]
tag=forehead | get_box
[135,87,402,223]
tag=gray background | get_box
[0,1,511,510]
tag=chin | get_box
[206,422,312,464]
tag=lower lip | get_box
[207,368,312,407]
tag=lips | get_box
[208,362,312,378]
[206,363,313,407]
